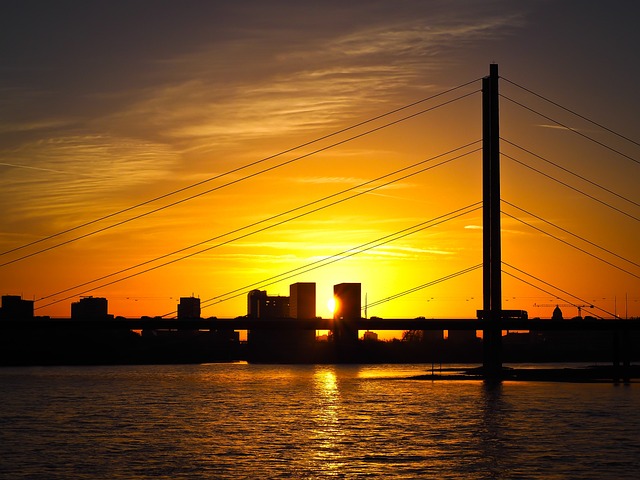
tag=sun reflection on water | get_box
[309,366,346,475]
[314,367,339,398]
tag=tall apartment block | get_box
[178,296,201,319]
[71,296,110,320]
[0,295,34,320]
[333,283,361,344]
[289,282,316,319]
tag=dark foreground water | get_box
[1,363,639,479]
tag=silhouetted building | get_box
[178,296,200,319]
[363,330,378,342]
[247,289,289,358]
[247,289,289,319]
[333,283,361,345]
[246,285,321,361]
[334,283,361,319]
[71,296,110,320]
[0,295,34,320]
[289,282,317,352]
[289,282,315,319]
[552,305,563,320]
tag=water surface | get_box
[1,363,638,479]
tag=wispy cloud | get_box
[0,162,70,174]
[103,8,524,152]
[293,176,416,190]
[536,124,573,131]
[386,245,454,256]
[0,135,178,226]
[0,118,76,135]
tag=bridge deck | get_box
[2,318,640,331]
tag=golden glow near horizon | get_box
[1,3,639,338]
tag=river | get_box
[1,363,638,479]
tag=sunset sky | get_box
[1,1,639,333]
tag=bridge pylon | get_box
[482,63,502,379]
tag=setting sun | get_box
[327,297,338,317]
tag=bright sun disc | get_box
[327,298,336,316]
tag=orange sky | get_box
[1,2,639,337]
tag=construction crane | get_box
[532,303,594,318]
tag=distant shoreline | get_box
[408,365,640,383]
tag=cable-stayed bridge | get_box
[1,64,639,377]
